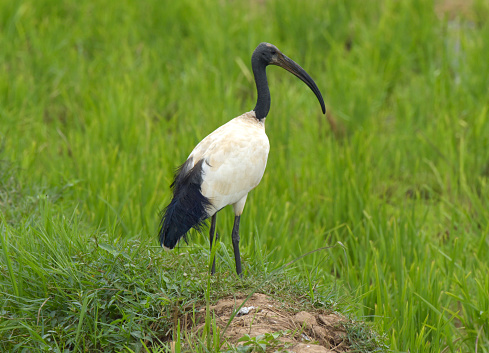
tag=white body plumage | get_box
[187,111,270,217]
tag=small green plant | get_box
[234,331,292,353]
[344,321,388,353]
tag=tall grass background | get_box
[1,0,488,351]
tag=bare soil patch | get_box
[195,293,351,352]
[434,0,474,19]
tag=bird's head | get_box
[252,42,281,65]
[252,42,326,115]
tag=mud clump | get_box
[194,293,351,352]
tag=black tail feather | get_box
[159,158,212,248]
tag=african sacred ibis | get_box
[159,42,325,276]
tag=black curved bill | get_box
[273,54,326,114]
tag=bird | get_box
[159,42,325,276]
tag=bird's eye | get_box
[270,50,276,55]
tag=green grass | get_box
[1,0,489,351]
[0,178,372,352]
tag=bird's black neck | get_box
[252,59,270,121]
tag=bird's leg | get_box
[231,215,242,277]
[209,214,217,275]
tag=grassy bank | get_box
[1,0,488,351]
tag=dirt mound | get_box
[197,293,350,352]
